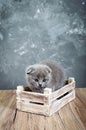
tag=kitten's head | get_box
[25,64,52,92]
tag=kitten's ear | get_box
[26,67,34,74]
[46,67,52,73]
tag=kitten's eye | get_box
[34,79,38,82]
[43,79,47,82]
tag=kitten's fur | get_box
[25,61,65,93]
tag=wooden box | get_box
[16,77,75,116]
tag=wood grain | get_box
[0,88,86,130]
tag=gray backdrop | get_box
[0,0,86,89]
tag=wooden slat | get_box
[16,90,49,104]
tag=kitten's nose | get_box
[39,83,42,87]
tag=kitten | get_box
[25,60,65,93]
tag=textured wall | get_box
[0,0,86,89]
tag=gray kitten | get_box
[25,61,65,93]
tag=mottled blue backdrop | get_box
[0,0,86,89]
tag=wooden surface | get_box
[0,88,86,130]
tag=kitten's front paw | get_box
[32,88,44,93]
[24,86,32,91]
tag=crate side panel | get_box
[50,89,75,115]
[17,100,50,116]
[51,80,75,101]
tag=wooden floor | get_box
[0,88,86,130]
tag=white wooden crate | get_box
[16,77,75,116]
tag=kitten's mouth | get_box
[39,86,46,89]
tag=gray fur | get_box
[25,61,65,93]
